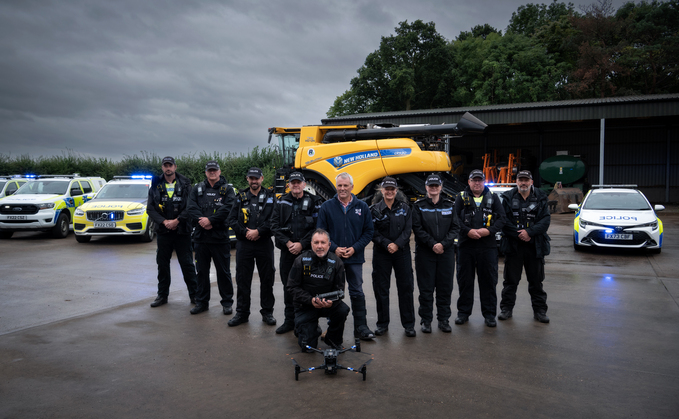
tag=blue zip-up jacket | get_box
[317,194,374,265]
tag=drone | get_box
[289,338,374,381]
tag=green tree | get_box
[327,20,453,117]
[450,32,567,105]
[457,24,501,41]
[614,0,679,94]
[507,0,577,36]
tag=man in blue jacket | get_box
[317,172,375,340]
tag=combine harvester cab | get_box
[268,112,487,201]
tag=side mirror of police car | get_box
[654,205,665,212]
[567,204,579,211]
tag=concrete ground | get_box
[1,211,678,418]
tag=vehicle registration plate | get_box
[7,215,27,220]
[605,233,632,240]
[94,221,116,228]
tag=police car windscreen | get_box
[0,181,6,189]
[95,184,148,200]
[583,192,651,211]
[15,181,68,195]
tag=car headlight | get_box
[74,208,84,216]
[579,218,607,229]
[638,220,658,230]
[37,203,55,210]
[127,206,146,216]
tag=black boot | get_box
[350,295,374,340]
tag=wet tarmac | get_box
[1,211,678,418]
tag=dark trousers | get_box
[372,247,415,329]
[156,232,197,299]
[415,246,455,323]
[279,249,297,326]
[501,243,548,313]
[456,246,498,319]
[295,301,350,349]
[194,242,233,307]
[344,262,364,298]
[235,238,275,317]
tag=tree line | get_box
[327,0,679,117]
[0,147,281,190]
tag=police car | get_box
[0,175,29,198]
[488,183,514,249]
[73,176,155,243]
[0,174,106,239]
[568,187,664,253]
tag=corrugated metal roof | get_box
[322,94,679,125]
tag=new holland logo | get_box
[333,156,343,167]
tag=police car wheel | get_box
[52,213,70,239]
[75,234,91,243]
[0,231,13,239]
[649,248,661,255]
[141,219,155,242]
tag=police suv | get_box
[0,174,106,239]
[568,186,664,253]
[0,175,29,198]
[73,176,155,243]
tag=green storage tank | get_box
[539,155,586,186]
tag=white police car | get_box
[0,175,29,198]
[568,187,664,253]
[0,174,106,239]
[73,176,154,243]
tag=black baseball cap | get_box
[289,172,305,182]
[425,174,442,186]
[205,160,220,171]
[517,170,533,179]
[162,156,175,165]
[381,176,398,188]
[469,169,485,180]
[247,167,263,178]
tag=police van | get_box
[0,175,29,198]
[73,176,155,243]
[0,174,106,239]
[568,186,664,253]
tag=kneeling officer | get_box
[286,229,350,350]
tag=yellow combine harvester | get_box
[268,112,487,201]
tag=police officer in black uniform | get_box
[147,156,198,307]
[370,177,416,337]
[287,229,350,350]
[270,172,323,334]
[187,160,236,315]
[499,170,551,323]
[454,169,506,327]
[412,174,460,333]
[227,167,277,327]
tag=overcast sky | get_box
[0,0,628,161]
